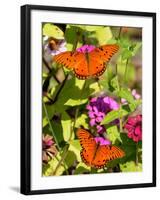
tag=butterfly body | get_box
[53,44,119,79]
[77,129,125,169]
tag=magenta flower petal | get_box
[95,137,111,146]
[76,44,95,53]
[96,125,106,134]
[88,111,95,118]
[96,116,103,123]
[86,105,92,111]
[93,106,99,115]
[90,118,96,126]
[124,115,142,142]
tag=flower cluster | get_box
[124,114,142,142]
[86,96,119,134]
[42,134,57,163]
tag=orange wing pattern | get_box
[77,128,125,169]
[53,44,119,79]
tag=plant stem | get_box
[124,58,129,84]
[119,103,123,133]
[135,142,139,167]
[118,27,122,39]
[43,101,60,150]
[53,145,69,175]
[51,74,69,104]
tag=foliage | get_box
[42,23,142,176]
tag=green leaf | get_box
[43,152,65,176]
[61,112,72,142]
[107,125,122,144]
[110,75,120,92]
[101,104,135,125]
[74,162,90,174]
[120,161,142,172]
[121,49,132,60]
[75,114,89,129]
[94,26,112,45]
[64,150,77,168]
[65,25,83,51]
[43,23,64,39]
[132,42,142,56]
[43,117,48,127]
[42,104,55,119]
[118,88,135,104]
[68,140,81,162]
[52,78,95,108]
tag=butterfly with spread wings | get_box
[77,128,125,169]
[53,44,119,79]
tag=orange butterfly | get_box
[53,44,119,79]
[77,128,125,169]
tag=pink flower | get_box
[42,134,57,163]
[124,115,142,142]
[86,96,119,134]
[76,45,95,53]
[94,137,111,146]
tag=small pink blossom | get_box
[76,45,95,53]
[94,137,111,146]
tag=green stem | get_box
[43,102,60,150]
[135,142,139,167]
[51,74,69,104]
[119,103,123,133]
[53,145,69,175]
[124,59,129,83]
[118,27,122,39]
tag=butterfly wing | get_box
[54,51,90,79]
[91,145,125,169]
[77,129,96,166]
[88,44,119,77]
[53,51,77,69]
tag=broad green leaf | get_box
[74,162,90,174]
[65,25,83,51]
[120,161,142,172]
[42,103,55,119]
[61,112,72,142]
[50,121,64,146]
[64,150,77,168]
[43,23,64,39]
[89,82,101,94]
[75,114,89,129]
[110,75,120,92]
[107,125,122,144]
[118,88,135,104]
[43,117,48,127]
[43,152,65,176]
[68,140,81,162]
[101,104,135,125]
[121,49,132,60]
[94,26,112,45]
